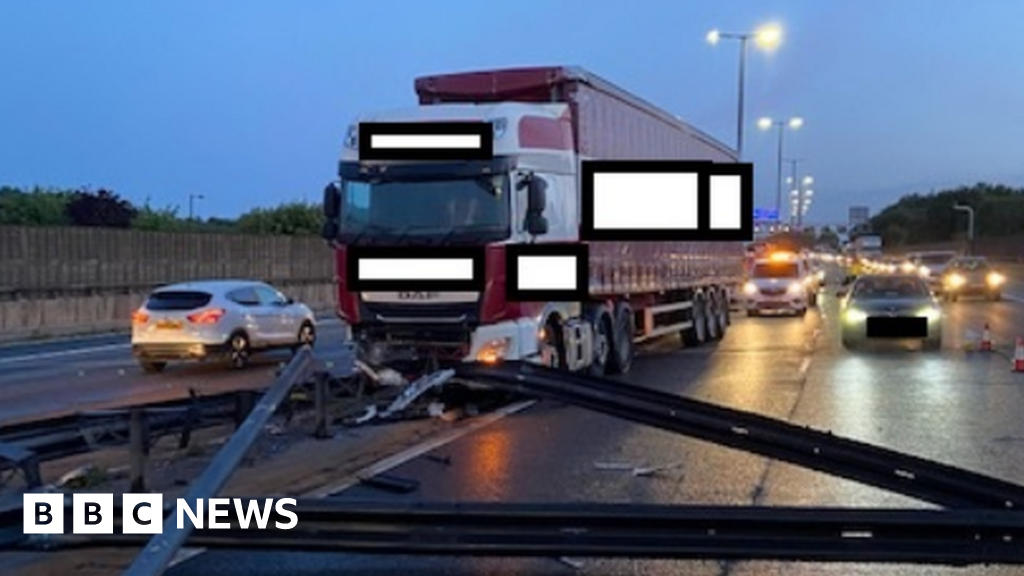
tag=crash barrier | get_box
[0,344,360,492]
[6,360,1024,569]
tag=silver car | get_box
[131,280,317,373]
[837,274,942,351]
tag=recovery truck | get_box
[321,66,745,376]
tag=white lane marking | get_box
[0,319,343,366]
[0,343,130,365]
[168,398,538,568]
[306,399,538,498]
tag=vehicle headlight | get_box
[743,281,758,295]
[917,306,941,321]
[987,272,1005,286]
[476,337,511,364]
[844,308,868,323]
[901,262,916,273]
[787,282,803,295]
[918,266,930,277]
[945,273,965,288]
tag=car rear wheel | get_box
[293,322,316,352]
[229,332,251,370]
[139,360,167,374]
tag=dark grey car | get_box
[837,274,943,350]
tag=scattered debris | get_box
[632,462,685,477]
[358,473,420,494]
[380,369,456,418]
[58,464,107,489]
[350,405,378,425]
[557,556,585,569]
[427,402,447,418]
[439,407,465,423]
[425,454,452,466]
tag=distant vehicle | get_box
[742,252,816,316]
[131,280,317,373]
[837,274,942,350]
[940,256,1005,301]
[906,250,958,286]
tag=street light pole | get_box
[953,204,975,255]
[736,36,748,160]
[707,24,783,161]
[189,194,205,221]
[775,126,784,222]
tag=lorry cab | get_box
[742,252,814,317]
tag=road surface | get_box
[0,316,347,426]
[159,275,1024,576]
[5,275,1024,574]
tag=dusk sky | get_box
[2,1,1023,225]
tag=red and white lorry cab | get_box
[321,66,747,377]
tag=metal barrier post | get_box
[121,347,314,576]
[128,408,149,492]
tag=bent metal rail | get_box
[4,356,1024,572]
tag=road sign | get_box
[754,207,779,222]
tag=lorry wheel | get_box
[586,308,613,377]
[606,304,635,375]
[682,297,708,347]
[719,289,732,328]
[541,318,567,370]
[705,296,721,341]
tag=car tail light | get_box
[132,311,149,325]
[187,308,226,324]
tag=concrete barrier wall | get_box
[0,226,337,342]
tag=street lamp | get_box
[706,22,783,160]
[953,204,975,255]
[758,116,803,219]
[189,194,205,221]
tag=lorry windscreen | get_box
[338,174,511,244]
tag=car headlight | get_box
[787,282,803,295]
[743,281,758,295]
[917,306,941,321]
[901,262,916,273]
[844,308,868,323]
[918,266,930,277]
[987,272,1005,286]
[945,273,965,288]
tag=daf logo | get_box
[398,292,438,300]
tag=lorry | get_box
[320,66,745,377]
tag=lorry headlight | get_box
[743,282,758,295]
[476,338,511,364]
[987,272,1005,286]
[844,308,868,323]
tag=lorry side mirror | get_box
[527,177,547,214]
[323,183,341,219]
[525,176,549,236]
[321,220,339,241]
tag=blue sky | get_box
[2,1,1023,225]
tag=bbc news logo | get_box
[23,494,298,534]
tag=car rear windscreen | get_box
[145,291,213,311]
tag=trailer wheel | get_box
[606,304,635,375]
[705,294,721,341]
[681,297,708,347]
[712,290,729,339]
[541,317,567,370]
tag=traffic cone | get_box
[1014,338,1024,373]
[981,324,993,352]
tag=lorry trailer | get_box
[321,66,745,376]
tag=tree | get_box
[65,188,138,228]
[0,186,73,225]
[816,227,841,250]
[237,201,323,236]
